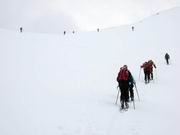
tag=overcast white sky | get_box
[0,0,180,32]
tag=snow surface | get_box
[0,7,180,135]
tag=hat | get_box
[123,65,128,69]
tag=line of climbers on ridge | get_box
[116,54,170,110]
[19,25,136,34]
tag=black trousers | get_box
[119,81,129,104]
[129,86,134,99]
[144,71,150,83]
[166,58,169,65]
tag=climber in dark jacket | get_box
[128,71,135,101]
[165,53,170,65]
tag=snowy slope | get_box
[0,7,180,135]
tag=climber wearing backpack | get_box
[141,61,151,84]
[148,60,156,80]
[117,65,130,109]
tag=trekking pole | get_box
[134,83,140,101]
[132,99,135,110]
[138,67,141,81]
[115,86,120,105]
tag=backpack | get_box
[142,62,150,72]
[117,68,129,81]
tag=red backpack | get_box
[117,68,129,81]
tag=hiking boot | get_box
[125,102,129,109]
[121,103,124,109]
